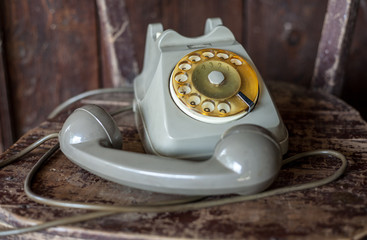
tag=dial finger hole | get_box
[174,72,188,83]
[179,61,192,70]
[188,94,201,106]
[217,53,229,59]
[230,57,243,66]
[202,51,215,58]
[188,54,201,62]
[202,101,215,113]
[177,85,191,95]
[218,102,231,114]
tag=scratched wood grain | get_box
[125,0,244,71]
[311,0,360,95]
[0,25,13,153]
[246,0,328,88]
[0,0,100,138]
[0,82,366,239]
[97,0,139,87]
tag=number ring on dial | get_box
[169,48,259,123]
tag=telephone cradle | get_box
[59,18,289,196]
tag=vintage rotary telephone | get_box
[59,18,289,196]
[0,18,348,236]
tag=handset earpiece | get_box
[214,124,282,177]
[59,104,123,149]
[59,105,282,196]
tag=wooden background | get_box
[0,0,366,152]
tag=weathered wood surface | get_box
[311,0,360,96]
[0,21,14,153]
[125,0,245,71]
[96,0,139,87]
[0,0,101,138]
[246,0,327,87]
[342,0,367,121]
[0,82,366,239]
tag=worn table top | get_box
[0,82,366,239]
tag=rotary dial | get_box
[170,48,259,123]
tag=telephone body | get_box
[59,18,289,196]
[134,18,288,160]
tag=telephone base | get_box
[133,18,288,159]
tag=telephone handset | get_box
[59,18,289,196]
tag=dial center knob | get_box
[208,70,225,85]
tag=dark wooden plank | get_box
[160,0,243,40]
[0,14,14,153]
[125,0,244,71]
[0,82,366,239]
[96,0,139,87]
[1,0,100,138]
[311,0,360,96]
[341,0,367,120]
[125,0,161,71]
[246,0,327,86]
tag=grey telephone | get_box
[59,18,289,196]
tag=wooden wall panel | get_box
[0,20,14,152]
[246,0,328,86]
[126,0,244,71]
[96,0,139,87]
[125,0,163,71]
[1,0,100,137]
[342,1,367,120]
[311,0,360,96]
